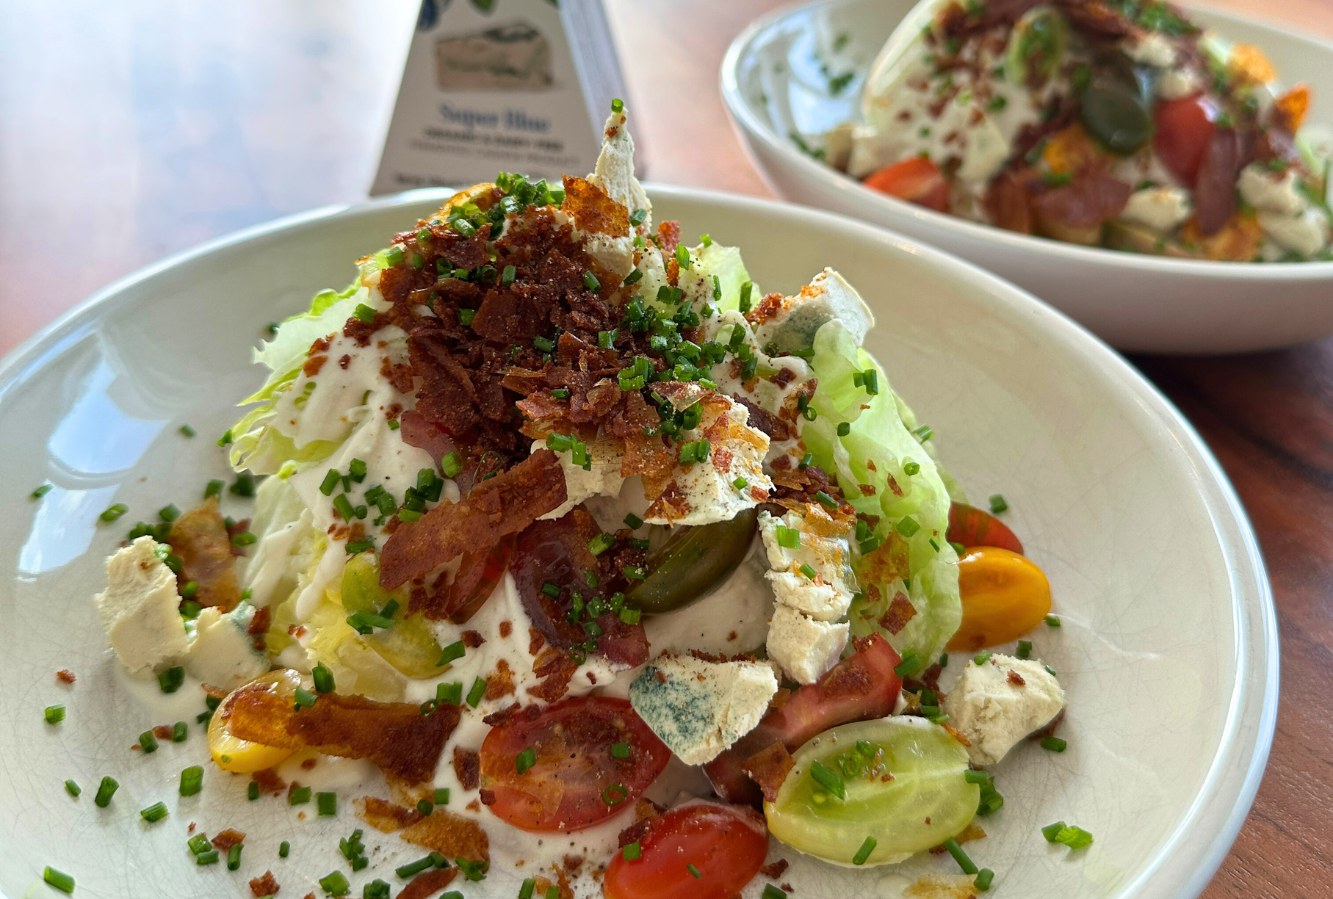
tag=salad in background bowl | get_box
[722,0,1333,352]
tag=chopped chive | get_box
[248,781,260,801]
[290,786,312,806]
[437,640,466,667]
[582,271,601,292]
[466,677,487,708]
[520,878,536,899]
[798,452,813,470]
[279,841,290,858]
[837,422,851,436]
[457,308,476,327]
[195,850,219,866]
[294,687,317,710]
[396,855,434,879]
[179,580,199,599]
[686,863,702,878]
[177,423,197,438]
[630,208,648,227]
[974,868,995,891]
[515,747,537,775]
[623,512,644,529]
[64,779,81,797]
[217,429,233,447]
[964,769,990,785]
[319,871,350,896]
[231,531,257,547]
[179,765,203,797]
[622,841,642,860]
[313,662,335,694]
[139,730,159,754]
[852,836,877,865]
[619,607,641,625]
[988,494,1008,514]
[809,760,846,799]
[434,787,449,805]
[94,775,119,807]
[611,742,630,759]
[436,682,463,706]
[227,844,243,871]
[158,666,184,693]
[417,799,434,816]
[353,304,377,324]
[942,837,977,875]
[99,503,128,523]
[799,563,817,579]
[317,791,337,816]
[43,867,75,894]
[205,478,225,499]
[894,648,922,677]
[1041,736,1067,752]
[30,483,53,499]
[188,833,211,855]
[895,517,921,538]
[763,887,786,899]
[44,705,65,725]
[973,650,991,666]
[1045,614,1061,627]
[814,490,838,509]
[1016,640,1032,659]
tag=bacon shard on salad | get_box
[822,0,1333,262]
[92,103,1069,896]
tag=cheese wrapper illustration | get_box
[372,0,636,193]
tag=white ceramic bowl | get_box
[0,186,1274,898]
[722,0,1333,354]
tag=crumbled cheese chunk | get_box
[1238,164,1307,216]
[955,111,1010,186]
[186,604,268,689]
[1257,207,1330,257]
[751,268,876,355]
[644,392,772,527]
[94,537,189,674]
[629,654,779,765]
[589,109,651,232]
[766,604,849,685]
[1120,186,1193,233]
[1123,33,1177,68]
[941,653,1066,766]
[538,437,626,521]
[758,508,856,621]
[1157,67,1202,100]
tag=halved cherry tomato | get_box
[479,696,670,832]
[603,803,768,899]
[863,158,951,212]
[946,503,1024,554]
[946,547,1052,652]
[1153,94,1218,186]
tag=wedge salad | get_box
[86,104,1075,898]
[820,0,1333,262]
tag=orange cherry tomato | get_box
[603,803,769,899]
[946,547,1051,652]
[946,503,1024,554]
[863,158,951,212]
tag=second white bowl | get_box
[722,0,1333,354]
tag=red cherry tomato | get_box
[946,503,1024,555]
[603,803,769,899]
[1153,94,1218,186]
[479,696,670,832]
[863,158,951,212]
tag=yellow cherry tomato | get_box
[208,669,301,773]
[946,547,1052,652]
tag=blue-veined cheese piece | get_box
[757,506,856,621]
[629,654,779,765]
[1258,207,1330,257]
[941,653,1066,766]
[589,108,651,232]
[766,605,849,685]
[642,387,772,526]
[185,603,269,690]
[749,268,875,356]
[94,537,189,674]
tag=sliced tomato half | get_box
[603,803,769,899]
[946,502,1024,554]
[1153,93,1218,186]
[863,157,951,212]
[479,696,670,832]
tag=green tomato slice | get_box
[341,553,444,678]
[765,717,978,866]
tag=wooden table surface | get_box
[2,0,1329,894]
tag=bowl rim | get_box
[0,184,1280,899]
[720,0,1333,281]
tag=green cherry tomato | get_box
[765,717,977,865]
[627,508,757,614]
[341,552,443,677]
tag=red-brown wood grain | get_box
[1,0,1330,894]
